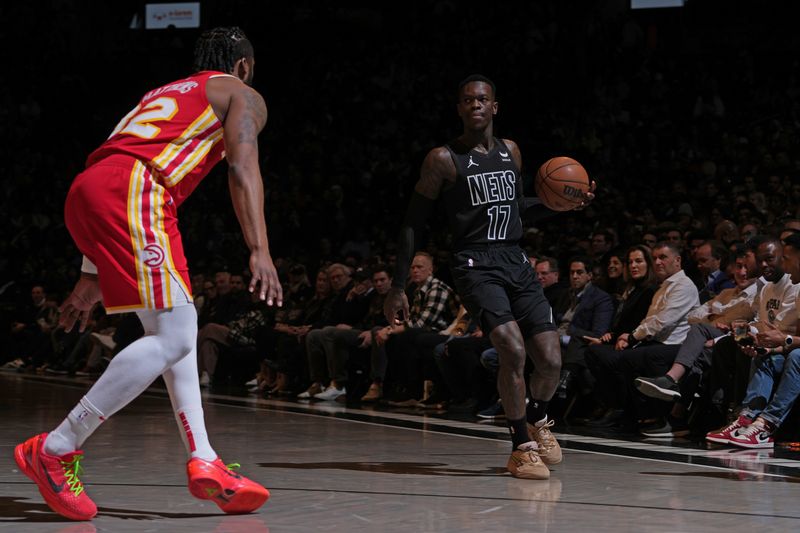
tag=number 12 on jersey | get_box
[487,205,511,240]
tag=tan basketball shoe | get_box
[528,418,562,465]
[507,442,550,480]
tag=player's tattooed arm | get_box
[415,147,455,199]
[224,86,282,307]
[236,88,267,145]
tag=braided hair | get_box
[193,27,254,74]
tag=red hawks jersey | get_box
[86,71,233,207]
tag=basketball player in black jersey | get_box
[385,75,594,479]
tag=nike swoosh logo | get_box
[25,445,64,493]
[499,151,509,157]
[44,465,65,493]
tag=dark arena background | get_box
[2,1,800,531]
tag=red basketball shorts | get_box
[65,155,193,314]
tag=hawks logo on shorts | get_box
[143,244,166,268]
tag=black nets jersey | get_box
[442,138,523,251]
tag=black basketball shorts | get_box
[450,245,555,337]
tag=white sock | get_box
[175,406,216,460]
[45,397,106,455]
[163,341,217,460]
[46,306,198,455]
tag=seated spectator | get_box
[535,256,568,313]
[589,230,614,264]
[198,270,249,327]
[191,273,207,315]
[268,269,334,394]
[706,234,800,447]
[433,315,490,412]
[696,240,735,303]
[642,233,658,250]
[197,290,269,387]
[554,257,614,401]
[596,248,626,303]
[299,263,370,399]
[230,273,246,293]
[367,252,457,404]
[4,285,58,370]
[658,225,685,254]
[584,245,659,348]
[46,307,108,375]
[195,278,216,316]
[585,242,700,429]
[299,265,391,401]
[410,305,479,409]
[714,219,741,246]
[634,245,757,436]
[580,245,658,420]
[708,236,799,415]
[780,226,800,244]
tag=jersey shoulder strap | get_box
[444,138,470,177]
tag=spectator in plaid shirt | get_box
[372,252,458,403]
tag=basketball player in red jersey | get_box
[385,75,594,480]
[14,28,280,520]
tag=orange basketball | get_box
[534,156,590,211]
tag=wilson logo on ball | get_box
[534,156,590,212]
[562,185,585,198]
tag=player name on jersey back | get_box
[142,81,200,101]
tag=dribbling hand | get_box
[573,180,597,210]
[249,250,283,307]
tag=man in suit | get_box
[555,257,615,398]
[696,240,735,303]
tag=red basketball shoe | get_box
[187,457,269,513]
[14,433,97,521]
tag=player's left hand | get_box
[573,180,597,210]
[59,274,103,333]
[249,249,283,306]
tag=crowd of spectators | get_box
[3,3,800,446]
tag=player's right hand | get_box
[59,274,103,333]
[249,249,283,307]
[574,180,597,210]
[383,287,409,326]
